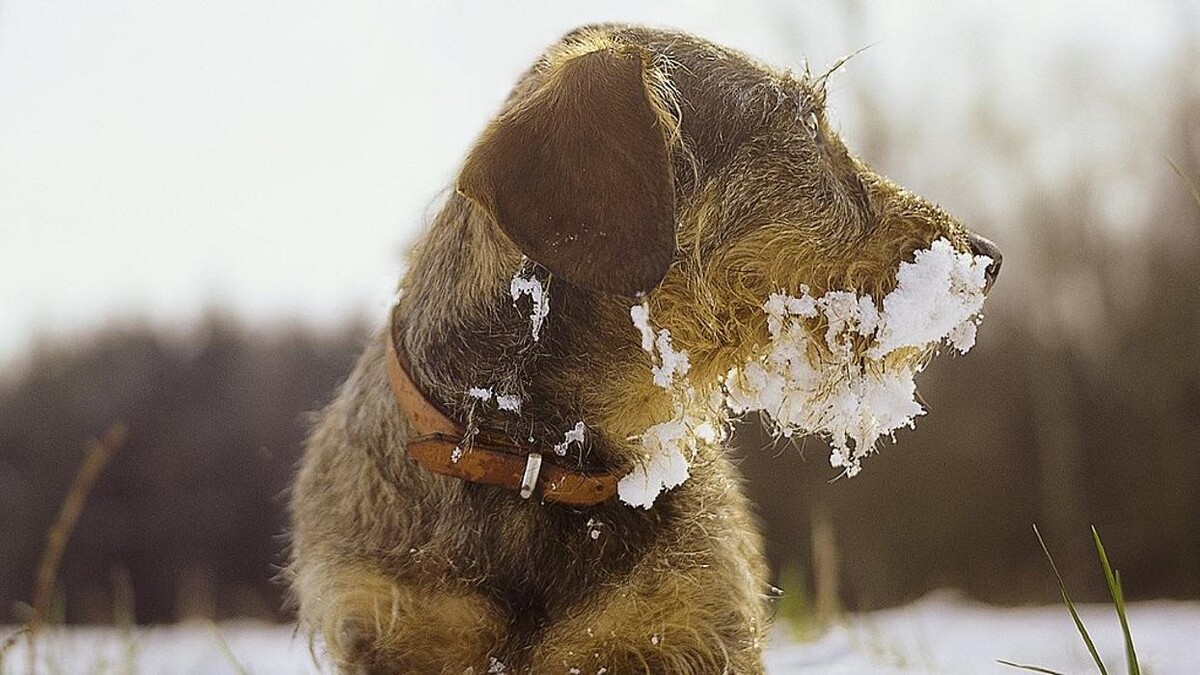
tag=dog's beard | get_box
[724,237,992,476]
[619,238,991,507]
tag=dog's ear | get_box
[458,46,676,296]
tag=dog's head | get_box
[457,25,999,380]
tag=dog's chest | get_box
[448,489,661,604]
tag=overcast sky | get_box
[0,1,1188,366]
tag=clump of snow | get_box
[586,517,603,539]
[692,420,721,444]
[630,301,690,389]
[553,421,586,456]
[652,329,690,389]
[495,394,521,412]
[450,446,463,463]
[724,238,991,476]
[869,238,991,357]
[621,302,706,508]
[467,387,522,414]
[487,657,507,673]
[617,416,692,509]
[620,238,990,504]
[630,303,655,352]
[510,258,550,342]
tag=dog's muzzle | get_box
[968,233,1003,291]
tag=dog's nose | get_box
[967,233,1002,289]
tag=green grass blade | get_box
[1091,526,1139,675]
[997,659,1068,674]
[1033,524,1108,675]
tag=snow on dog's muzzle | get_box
[620,237,995,508]
[724,237,995,476]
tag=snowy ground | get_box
[4,592,1197,674]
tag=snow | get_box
[869,238,991,357]
[651,329,690,390]
[621,302,704,508]
[495,394,521,413]
[8,595,1198,674]
[630,302,656,353]
[621,239,991,505]
[723,238,992,477]
[553,421,586,457]
[617,417,692,509]
[510,260,550,342]
[766,592,1200,674]
[469,389,522,413]
[629,301,690,390]
[586,517,603,539]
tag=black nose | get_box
[967,234,1002,289]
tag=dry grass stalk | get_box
[25,421,129,668]
[811,508,842,624]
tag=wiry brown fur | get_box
[288,24,995,674]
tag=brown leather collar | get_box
[386,311,621,506]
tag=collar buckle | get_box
[519,452,543,499]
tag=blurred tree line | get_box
[0,314,369,622]
[3,4,1199,625]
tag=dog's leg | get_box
[293,562,508,674]
[528,548,768,675]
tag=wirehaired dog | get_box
[288,24,1001,674]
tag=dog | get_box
[288,24,1001,674]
